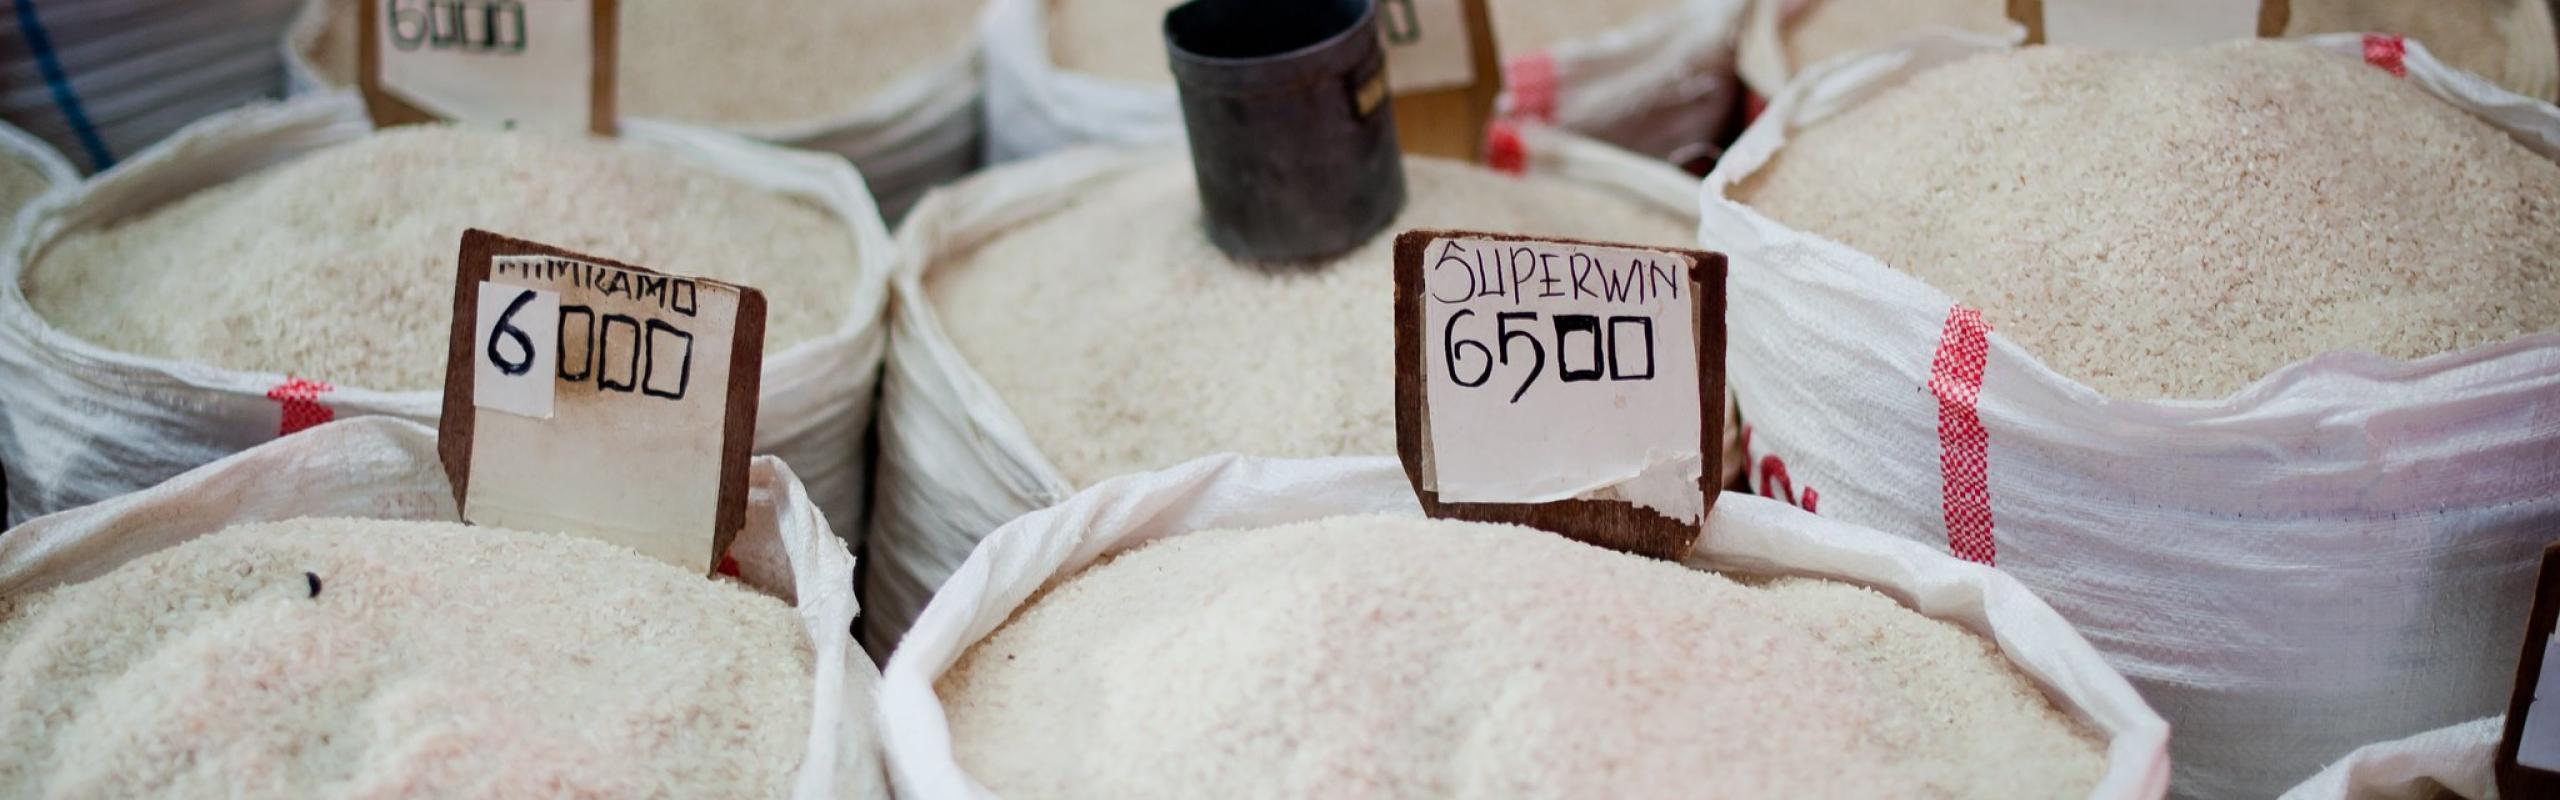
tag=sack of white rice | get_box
[980,0,1745,165]
[0,120,76,526]
[0,416,884,799]
[0,93,895,558]
[1706,35,2560,798]
[2,0,300,174]
[1734,0,2557,103]
[866,127,1732,656]
[879,454,2170,799]
[282,0,983,217]
[2277,718,2503,800]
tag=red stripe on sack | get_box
[1485,120,1527,175]
[265,378,334,437]
[2363,34,2407,77]
[1506,52,1559,123]
[1743,92,1768,127]
[1927,306,1995,565]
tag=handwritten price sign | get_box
[1393,229,1725,560]
[439,230,762,574]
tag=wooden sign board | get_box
[437,230,761,574]
[1392,229,1725,561]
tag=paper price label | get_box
[362,0,617,134]
[439,231,762,575]
[1393,230,1725,561]
[473,282,559,419]
[1379,0,1475,94]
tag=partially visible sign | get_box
[1379,0,1476,93]
[1393,229,1726,561]
[2013,0,2287,46]
[1384,0,1500,161]
[361,0,618,135]
[2499,541,2560,797]
[439,230,762,574]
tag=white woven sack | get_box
[977,0,1745,164]
[2280,718,2503,800]
[1,0,299,174]
[0,118,77,216]
[0,92,896,557]
[0,416,887,800]
[277,0,982,218]
[1705,33,2560,800]
[863,127,1729,657]
[877,454,2171,799]
[0,118,76,527]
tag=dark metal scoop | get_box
[1165,0,1408,266]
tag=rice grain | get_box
[26,125,863,391]
[941,515,2103,798]
[1774,0,2555,100]
[0,518,814,798]
[925,156,1694,487]
[1738,42,2560,399]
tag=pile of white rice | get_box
[1049,0,1683,84]
[1738,41,2560,399]
[0,519,812,798]
[925,155,1694,487]
[940,515,2103,798]
[1774,0,2551,99]
[305,0,982,128]
[25,125,862,391]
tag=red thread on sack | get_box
[1927,306,1995,565]
[2363,34,2407,77]
[715,554,742,578]
[1743,92,1767,127]
[1485,120,1527,174]
[1506,52,1560,123]
[1754,454,1820,514]
[265,378,334,437]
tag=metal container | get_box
[1165,0,1407,266]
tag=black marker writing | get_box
[384,0,528,54]
[1442,311,1661,401]
[1426,239,1682,308]
[487,288,539,376]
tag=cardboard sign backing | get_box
[1384,0,1501,161]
